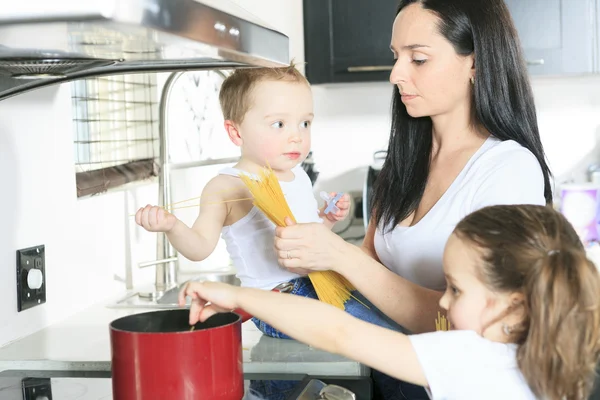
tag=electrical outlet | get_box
[16,245,46,312]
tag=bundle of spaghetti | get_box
[239,165,356,310]
[435,311,452,331]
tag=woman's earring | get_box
[470,76,475,85]
[502,323,512,336]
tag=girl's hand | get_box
[135,205,178,232]
[178,281,240,325]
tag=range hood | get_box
[0,0,289,101]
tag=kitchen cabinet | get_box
[504,0,596,76]
[303,0,599,84]
[303,0,398,84]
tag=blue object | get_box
[320,191,344,214]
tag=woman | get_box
[275,0,551,398]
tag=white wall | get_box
[532,75,600,186]
[0,85,128,346]
[309,83,392,197]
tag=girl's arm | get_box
[181,281,428,387]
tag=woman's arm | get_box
[275,223,443,333]
[360,218,381,261]
[180,281,428,386]
[334,233,443,333]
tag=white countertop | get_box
[0,302,369,378]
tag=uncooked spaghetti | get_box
[435,311,452,331]
[239,165,356,310]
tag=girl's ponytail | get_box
[519,248,600,400]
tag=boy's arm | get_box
[320,212,336,230]
[166,178,228,262]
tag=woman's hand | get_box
[274,218,348,274]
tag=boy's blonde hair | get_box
[219,63,309,124]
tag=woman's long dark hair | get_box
[372,0,552,231]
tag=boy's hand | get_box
[178,281,241,325]
[321,193,351,223]
[135,204,178,232]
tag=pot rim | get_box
[109,309,241,335]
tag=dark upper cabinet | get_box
[303,0,398,84]
[504,0,596,76]
[303,0,599,84]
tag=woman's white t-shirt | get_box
[374,136,546,290]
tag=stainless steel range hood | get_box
[0,0,289,101]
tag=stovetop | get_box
[0,370,298,399]
[0,369,371,399]
[0,370,367,400]
[0,370,112,400]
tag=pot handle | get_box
[232,281,294,323]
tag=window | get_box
[166,70,236,163]
[72,73,159,197]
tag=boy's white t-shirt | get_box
[374,136,546,291]
[219,165,323,290]
[409,330,536,400]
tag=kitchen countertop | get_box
[0,302,369,378]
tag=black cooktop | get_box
[0,370,371,399]
[0,370,112,400]
[0,370,295,399]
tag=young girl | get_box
[135,65,399,339]
[179,204,600,400]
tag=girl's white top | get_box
[410,330,536,399]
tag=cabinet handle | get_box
[526,59,545,66]
[347,66,394,72]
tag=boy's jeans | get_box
[251,277,402,339]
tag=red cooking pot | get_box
[110,310,243,400]
[109,281,293,400]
